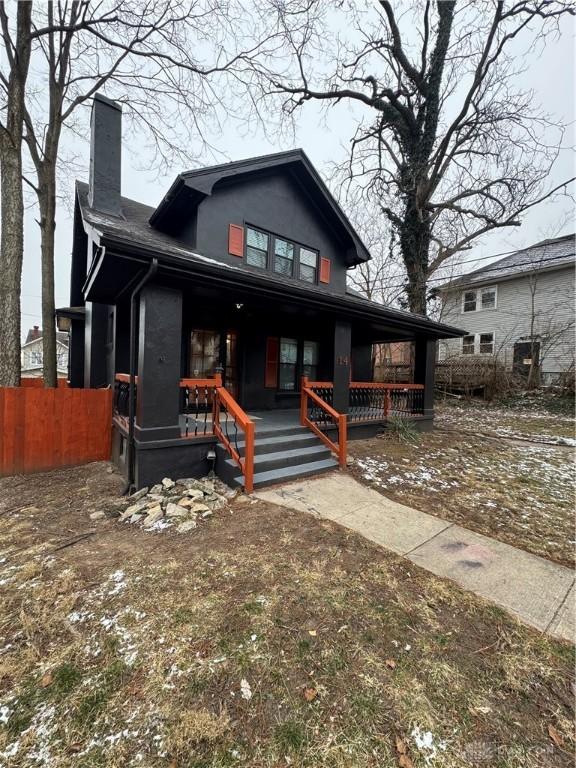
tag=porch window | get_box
[299,248,318,283]
[274,238,294,276]
[279,337,298,390]
[246,227,268,269]
[190,329,221,377]
[303,340,319,381]
[479,332,494,354]
[462,335,475,355]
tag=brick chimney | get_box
[88,93,122,216]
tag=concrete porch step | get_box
[224,443,331,476]
[232,456,339,489]
[236,430,321,456]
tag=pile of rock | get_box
[115,476,237,533]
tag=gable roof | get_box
[22,332,69,349]
[149,149,370,267]
[439,233,575,291]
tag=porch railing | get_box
[180,374,222,437]
[300,377,347,467]
[349,382,425,422]
[113,373,136,429]
[213,386,255,493]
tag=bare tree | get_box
[252,0,575,314]
[4,0,275,386]
[0,1,32,386]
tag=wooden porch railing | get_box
[300,377,347,467]
[213,385,255,493]
[180,374,222,437]
[349,382,425,422]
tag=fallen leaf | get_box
[395,736,407,754]
[398,755,414,768]
[67,743,83,754]
[308,629,317,637]
[469,705,492,716]
[548,724,564,748]
[303,687,318,702]
[40,672,53,688]
[385,658,397,670]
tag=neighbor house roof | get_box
[75,181,465,340]
[22,331,69,348]
[438,233,575,291]
[149,149,371,267]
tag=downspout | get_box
[122,257,158,495]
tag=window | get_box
[462,333,495,355]
[189,329,221,377]
[462,286,497,313]
[463,291,477,313]
[246,227,268,269]
[462,335,475,355]
[479,333,494,354]
[279,337,298,391]
[299,248,318,283]
[303,340,319,381]
[274,238,294,276]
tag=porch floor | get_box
[179,408,302,437]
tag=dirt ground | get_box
[349,398,575,567]
[0,462,574,767]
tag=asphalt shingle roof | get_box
[441,234,575,290]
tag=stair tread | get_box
[225,444,330,469]
[234,457,339,487]
[238,431,320,449]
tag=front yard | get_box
[349,395,575,567]
[0,460,574,767]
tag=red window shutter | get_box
[265,337,279,388]
[228,224,244,257]
[319,257,331,284]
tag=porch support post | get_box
[333,320,351,414]
[135,284,183,441]
[413,336,436,417]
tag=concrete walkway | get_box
[255,473,575,643]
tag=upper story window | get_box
[244,225,320,285]
[462,286,497,313]
[246,227,269,269]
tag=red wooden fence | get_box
[20,378,69,388]
[0,387,112,476]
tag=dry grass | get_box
[349,400,575,566]
[0,463,573,767]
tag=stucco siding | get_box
[439,266,575,380]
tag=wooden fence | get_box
[0,387,112,476]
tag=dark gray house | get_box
[58,94,463,492]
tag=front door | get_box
[189,329,239,398]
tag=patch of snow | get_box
[240,678,252,701]
[0,704,11,724]
[411,726,447,763]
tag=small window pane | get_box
[303,340,318,366]
[481,289,496,309]
[463,291,477,312]
[479,333,494,354]
[275,239,294,260]
[462,335,475,355]
[300,248,317,267]
[247,228,268,250]
[300,264,316,283]
[280,338,298,364]
[246,246,267,268]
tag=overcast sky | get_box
[19,9,575,337]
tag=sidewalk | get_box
[255,472,575,643]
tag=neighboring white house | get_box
[21,326,70,378]
[437,234,575,385]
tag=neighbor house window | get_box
[479,333,495,354]
[462,333,495,355]
[462,286,497,313]
[279,337,298,391]
[299,248,318,283]
[274,238,294,277]
[246,227,268,269]
[462,335,475,355]
[303,340,319,381]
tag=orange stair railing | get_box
[300,377,347,468]
[213,385,255,493]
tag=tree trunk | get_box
[39,164,57,387]
[0,1,32,387]
[399,193,430,315]
[0,137,24,386]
